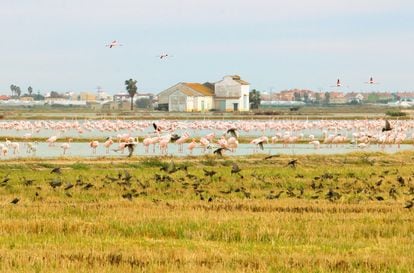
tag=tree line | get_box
[10,84,33,97]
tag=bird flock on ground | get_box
[3,157,414,210]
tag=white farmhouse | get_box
[214,75,250,111]
[157,82,214,112]
[157,75,250,112]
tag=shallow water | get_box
[2,119,414,140]
[2,142,412,160]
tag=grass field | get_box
[0,104,410,120]
[1,153,414,272]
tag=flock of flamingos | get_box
[0,118,412,157]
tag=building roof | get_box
[184,83,214,96]
[230,75,249,85]
[175,89,195,96]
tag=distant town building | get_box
[113,92,132,102]
[79,92,97,102]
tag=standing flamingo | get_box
[175,132,190,153]
[47,135,58,146]
[60,139,73,155]
[103,137,114,154]
[89,140,99,154]
[187,138,197,155]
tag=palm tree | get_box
[249,89,261,109]
[28,86,33,96]
[10,84,15,97]
[125,79,138,110]
[15,86,21,97]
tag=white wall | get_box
[194,96,213,112]
[214,76,250,111]
[169,90,188,112]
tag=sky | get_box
[1,0,413,94]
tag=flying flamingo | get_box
[157,53,172,60]
[106,40,123,48]
[365,77,379,85]
[331,78,342,87]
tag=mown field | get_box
[1,152,414,272]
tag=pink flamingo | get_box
[103,137,114,154]
[227,137,239,152]
[217,136,228,148]
[199,137,210,152]
[159,134,172,155]
[47,135,58,147]
[60,139,72,155]
[205,132,215,142]
[175,132,190,153]
[187,138,197,155]
[89,140,99,154]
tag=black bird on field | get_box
[2,176,10,184]
[49,179,62,188]
[105,175,118,182]
[287,159,298,168]
[64,183,74,191]
[389,187,398,200]
[10,197,20,204]
[83,183,94,190]
[264,154,280,160]
[326,188,341,201]
[21,177,35,186]
[203,169,216,178]
[213,147,230,157]
[231,163,241,174]
[226,128,238,138]
[266,190,284,200]
[382,119,392,132]
[404,199,414,209]
[122,192,133,201]
[123,171,133,182]
[51,167,61,174]
[397,176,405,187]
